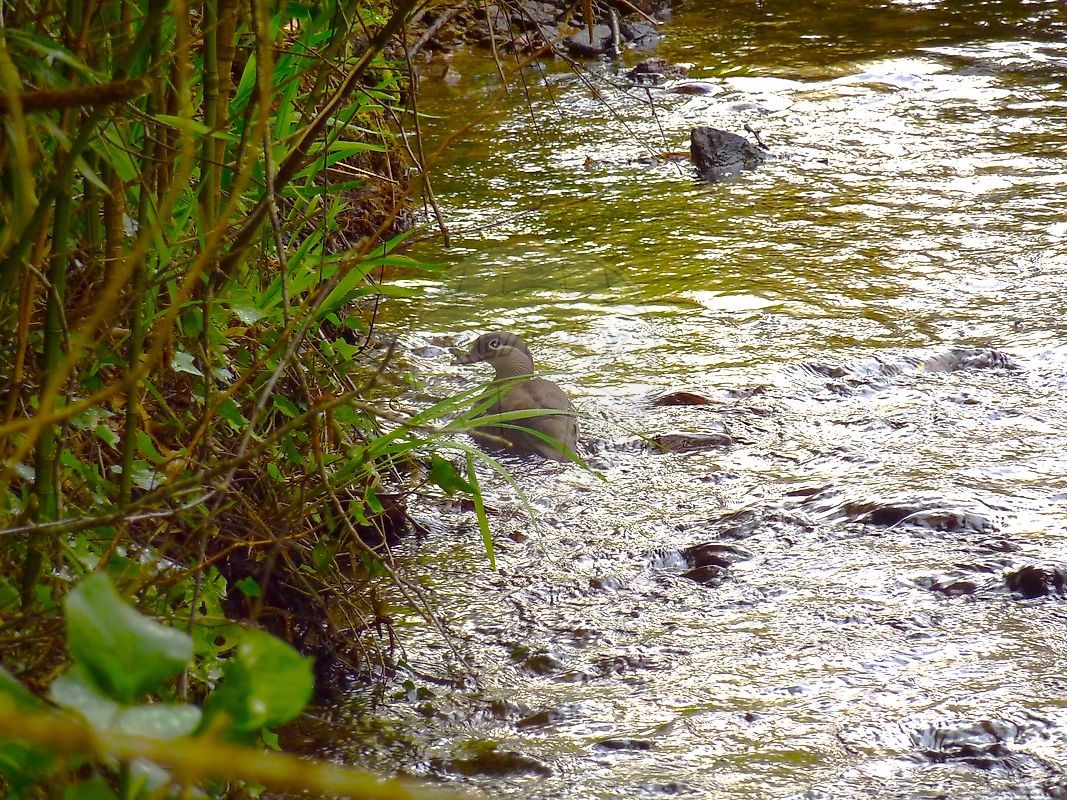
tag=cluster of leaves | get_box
[0,0,515,793]
[0,571,459,798]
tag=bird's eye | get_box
[487,337,501,350]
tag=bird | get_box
[454,332,578,461]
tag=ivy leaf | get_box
[171,349,203,376]
[0,667,54,788]
[50,664,120,729]
[65,573,193,703]
[113,703,202,739]
[202,630,313,738]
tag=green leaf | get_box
[94,423,120,449]
[272,395,300,419]
[0,577,21,611]
[234,577,260,597]
[311,542,334,573]
[50,665,120,729]
[228,300,265,325]
[0,667,44,710]
[65,573,193,703]
[153,114,238,142]
[429,454,474,496]
[64,776,119,800]
[202,630,313,738]
[217,397,249,429]
[466,454,495,569]
[113,703,202,739]
[172,349,203,376]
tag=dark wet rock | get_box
[841,500,994,533]
[680,507,814,542]
[625,57,686,84]
[517,708,564,729]
[480,4,513,35]
[910,718,1044,771]
[725,384,768,400]
[923,347,1021,373]
[690,126,767,182]
[589,575,626,590]
[510,644,562,674]
[667,81,719,95]
[1004,563,1067,598]
[511,0,558,30]
[685,541,755,569]
[558,669,591,683]
[648,431,733,452]
[914,572,982,596]
[801,361,851,379]
[915,559,1009,597]
[639,782,689,796]
[434,742,552,777]
[523,652,563,674]
[677,541,753,585]
[595,737,655,751]
[619,20,659,49]
[681,564,728,586]
[653,390,714,406]
[595,654,649,675]
[565,24,612,56]
[487,698,524,719]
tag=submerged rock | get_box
[841,500,993,533]
[667,81,719,95]
[652,390,715,406]
[922,347,1022,373]
[648,431,733,452]
[910,717,1046,771]
[1004,563,1067,598]
[595,737,655,751]
[625,59,680,85]
[690,126,767,182]
[434,742,552,777]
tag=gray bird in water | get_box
[454,332,578,461]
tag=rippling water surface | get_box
[295,2,1067,797]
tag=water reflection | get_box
[310,2,1067,798]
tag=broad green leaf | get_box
[94,424,119,449]
[216,397,249,429]
[50,665,120,729]
[134,431,163,461]
[234,577,260,597]
[113,703,201,739]
[202,630,313,737]
[172,349,203,376]
[228,300,265,325]
[65,573,193,703]
[0,667,44,710]
[272,395,300,419]
[311,542,335,573]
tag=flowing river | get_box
[292,1,1067,797]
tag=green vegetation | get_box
[0,0,499,795]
